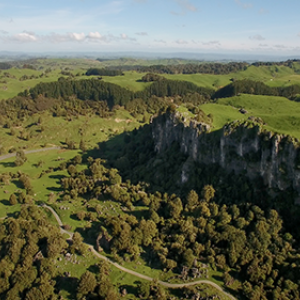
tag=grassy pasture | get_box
[201,94,300,138]
[2,59,300,100]
[0,108,143,152]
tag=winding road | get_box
[42,205,237,300]
[0,147,237,299]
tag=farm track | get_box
[0,147,61,161]
[42,205,237,300]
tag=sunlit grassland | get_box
[0,108,143,152]
[201,94,300,139]
[100,71,151,91]
[2,61,300,100]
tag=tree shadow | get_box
[0,199,10,206]
[49,174,65,180]
[212,274,223,282]
[25,122,37,129]
[0,161,15,168]
[55,276,78,299]
[46,186,63,192]
[49,174,65,182]
[119,284,137,296]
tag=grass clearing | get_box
[0,108,143,152]
[201,94,300,139]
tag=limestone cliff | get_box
[151,112,300,201]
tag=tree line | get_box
[107,62,249,75]
[85,68,124,76]
[213,79,300,100]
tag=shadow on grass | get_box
[46,186,64,192]
[70,213,81,222]
[25,122,37,129]
[48,174,66,183]
[119,284,137,296]
[55,276,78,299]
[212,274,223,282]
[0,161,15,168]
[0,199,11,206]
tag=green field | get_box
[200,94,300,139]
[2,59,300,100]
[0,108,144,153]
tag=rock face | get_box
[152,112,300,201]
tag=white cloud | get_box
[259,8,268,14]
[175,0,197,12]
[249,34,265,41]
[235,0,253,10]
[176,39,188,44]
[47,33,84,43]
[0,31,137,44]
[87,31,103,40]
[10,32,38,42]
[154,39,166,44]
[202,40,221,46]
[135,32,148,36]
[274,44,286,49]
[171,0,197,16]
[69,32,85,41]
[0,30,8,34]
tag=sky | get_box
[0,0,300,55]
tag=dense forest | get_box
[51,142,300,300]
[106,62,249,75]
[251,59,300,68]
[85,68,124,76]
[213,79,300,100]
[0,62,12,70]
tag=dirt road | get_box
[42,204,237,300]
[0,147,61,161]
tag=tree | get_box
[67,164,77,177]
[79,140,87,152]
[70,232,87,255]
[167,197,183,219]
[16,149,26,160]
[77,271,97,300]
[137,282,150,299]
[183,248,195,267]
[37,160,45,168]
[73,155,82,165]
[19,174,32,190]
[9,194,18,205]
[76,211,86,221]
[186,190,199,211]
[202,185,215,202]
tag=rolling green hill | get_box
[201,94,300,138]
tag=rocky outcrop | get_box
[152,112,300,201]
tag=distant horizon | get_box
[1,50,300,63]
[0,1,299,56]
